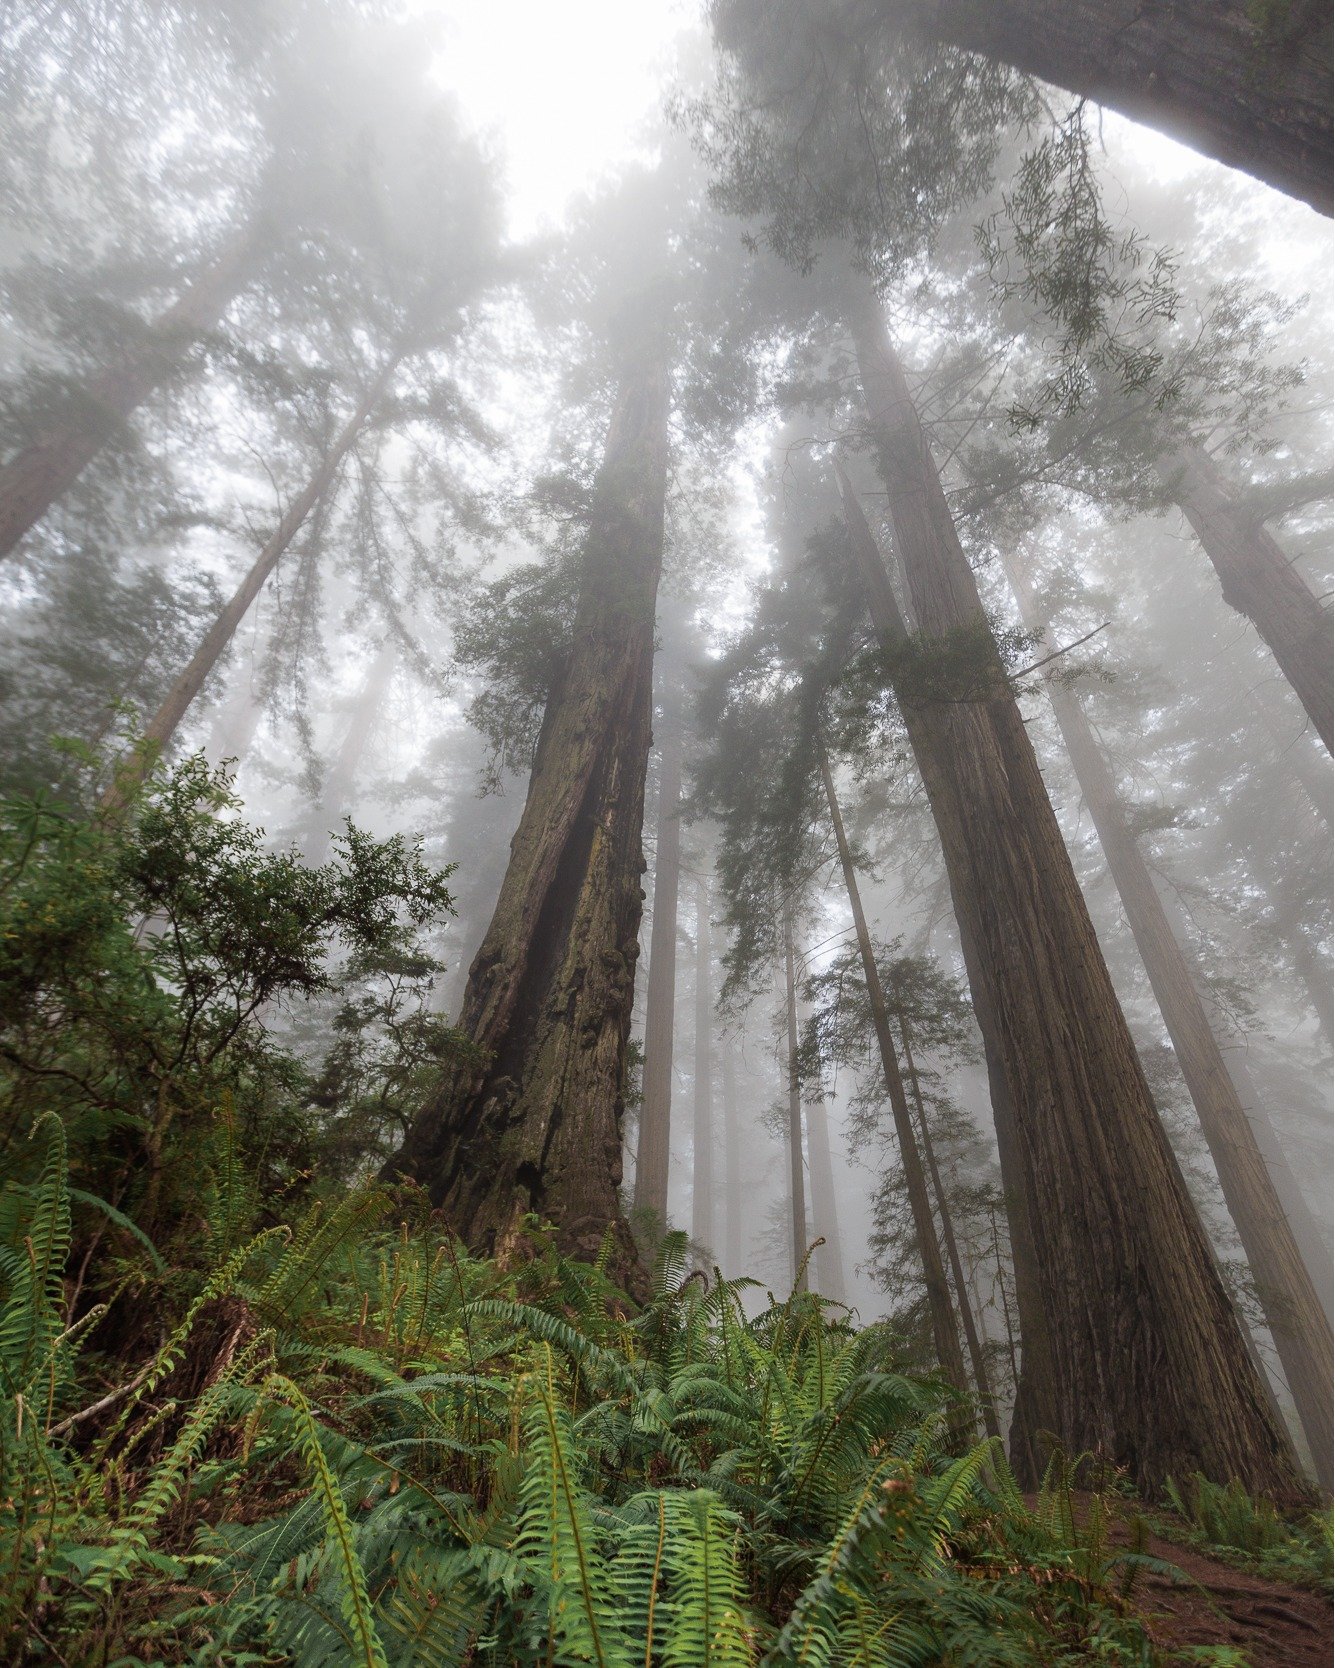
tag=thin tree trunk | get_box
[634,680,684,1226]
[782,910,810,1291]
[386,338,670,1287]
[948,910,1060,1481]
[205,650,268,770]
[989,1203,1025,1429]
[898,1017,1000,1439]
[205,482,337,772]
[692,875,715,1253]
[888,0,1332,214]
[1007,564,1333,1483]
[839,278,1298,1495]
[101,341,409,812]
[803,1078,847,1303]
[305,641,398,864]
[722,1049,743,1276]
[0,220,266,559]
[1249,691,1332,833]
[817,744,969,1395]
[1160,446,1333,753]
[1271,891,1334,1050]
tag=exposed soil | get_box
[1117,1516,1331,1667]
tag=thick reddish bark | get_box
[634,684,684,1225]
[819,745,969,1395]
[1007,562,1332,1484]
[1160,446,1333,753]
[839,279,1299,1495]
[0,221,265,559]
[782,911,810,1291]
[837,473,1057,1473]
[387,345,670,1282]
[889,0,1332,214]
[692,877,716,1251]
[101,343,409,812]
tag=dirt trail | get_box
[1118,1517,1331,1667]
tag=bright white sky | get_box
[428,0,694,239]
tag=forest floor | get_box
[1113,1511,1332,1666]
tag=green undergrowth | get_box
[0,1126,1189,1667]
[1157,1473,1333,1596]
[0,757,1302,1663]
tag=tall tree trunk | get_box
[803,1076,847,1303]
[305,641,398,864]
[838,279,1298,1495]
[692,875,716,1253]
[0,220,266,560]
[1007,566,1332,1481]
[782,910,810,1291]
[101,341,409,813]
[1160,446,1333,753]
[721,1049,744,1275]
[889,0,1332,214]
[898,1016,1001,1439]
[386,340,670,1285]
[634,679,683,1225]
[817,744,969,1395]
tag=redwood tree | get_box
[387,329,671,1276]
[879,0,1332,214]
[837,281,1298,1492]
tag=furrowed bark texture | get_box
[837,472,1056,1475]
[887,0,1333,214]
[782,912,810,1291]
[900,1016,1001,1439]
[1160,446,1333,753]
[388,348,670,1279]
[634,682,684,1224]
[1008,563,1332,1485]
[692,877,716,1251]
[0,221,264,560]
[101,344,408,812]
[841,280,1298,1495]
[819,744,968,1392]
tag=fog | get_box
[0,0,1330,1538]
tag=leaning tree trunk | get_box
[691,876,716,1253]
[1007,562,1333,1484]
[634,675,684,1225]
[101,340,410,813]
[818,744,969,1397]
[0,220,266,560]
[839,278,1298,1496]
[386,341,670,1284]
[1159,446,1333,753]
[889,0,1332,214]
[721,1050,743,1275]
[782,910,810,1292]
[305,640,398,865]
[898,1015,1000,1439]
